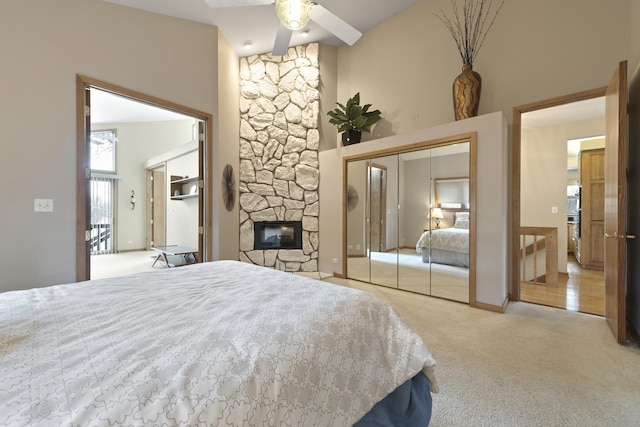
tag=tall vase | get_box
[452,63,482,121]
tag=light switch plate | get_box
[34,199,53,212]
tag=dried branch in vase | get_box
[434,0,505,65]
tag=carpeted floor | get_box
[324,276,640,426]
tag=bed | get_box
[416,212,470,268]
[0,260,437,426]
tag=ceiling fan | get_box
[203,0,362,56]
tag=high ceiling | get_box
[101,0,421,57]
[93,1,606,128]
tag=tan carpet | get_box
[324,277,640,427]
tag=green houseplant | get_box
[327,93,382,145]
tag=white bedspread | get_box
[416,227,469,254]
[0,260,437,426]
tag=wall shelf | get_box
[170,175,199,200]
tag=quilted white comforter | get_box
[416,227,469,254]
[0,260,437,426]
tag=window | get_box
[90,130,118,254]
[434,177,470,210]
[90,130,117,173]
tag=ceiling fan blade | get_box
[273,24,293,56]
[310,4,362,46]
[203,0,272,8]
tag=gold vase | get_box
[453,63,482,120]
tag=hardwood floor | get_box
[521,254,605,316]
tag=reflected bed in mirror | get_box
[416,212,470,268]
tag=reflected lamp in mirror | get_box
[431,208,444,229]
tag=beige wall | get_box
[0,0,222,291]
[214,30,241,260]
[318,44,339,151]
[332,0,629,136]
[629,0,640,78]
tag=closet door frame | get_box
[342,132,478,306]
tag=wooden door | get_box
[146,168,166,249]
[77,82,91,281]
[604,60,628,344]
[369,165,386,252]
[197,121,205,261]
[627,61,640,339]
[579,149,605,269]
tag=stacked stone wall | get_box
[238,43,319,272]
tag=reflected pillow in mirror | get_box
[454,218,469,229]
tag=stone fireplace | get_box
[254,221,303,250]
[238,43,319,272]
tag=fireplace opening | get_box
[254,221,303,250]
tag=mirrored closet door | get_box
[344,139,474,304]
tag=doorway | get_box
[146,166,166,249]
[519,100,606,316]
[76,75,213,281]
[369,163,387,253]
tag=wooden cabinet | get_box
[578,149,604,270]
[170,175,199,200]
[567,223,578,256]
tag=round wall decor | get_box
[222,164,236,212]
[347,184,359,212]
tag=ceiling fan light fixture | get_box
[275,0,312,30]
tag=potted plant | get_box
[327,93,382,146]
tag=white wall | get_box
[320,112,509,309]
[0,0,221,292]
[94,120,196,251]
[166,150,199,249]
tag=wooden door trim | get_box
[511,87,607,301]
[76,74,214,281]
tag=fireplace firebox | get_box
[254,221,303,250]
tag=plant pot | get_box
[453,64,482,121]
[341,130,362,146]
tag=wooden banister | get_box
[520,226,558,287]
